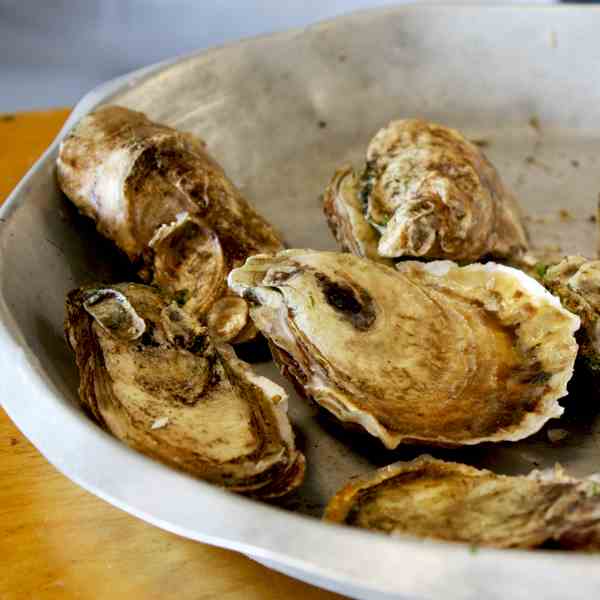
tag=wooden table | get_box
[0,109,344,600]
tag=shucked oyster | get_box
[65,283,304,497]
[324,456,600,550]
[57,105,283,341]
[543,256,600,380]
[228,250,579,448]
[323,119,528,263]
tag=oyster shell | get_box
[57,105,284,340]
[64,283,304,497]
[324,456,600,550]
[323,119,529,263]
[228,250,579,448]
[543,256,600,380]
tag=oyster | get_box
[324,456,600,550]
[228,250,579,448]
[64,283,304,497]
[543,256,600,380]
[57,105,284,341]
[323,119,528,263]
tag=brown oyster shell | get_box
[544,256,600,378]
[323,119,528,263]
[228,250,579,449]
[57,105,284,335]
[64,282,304,497]
[324,456,600,551]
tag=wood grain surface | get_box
[0,109,344,600]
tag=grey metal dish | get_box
[1,5,600,599]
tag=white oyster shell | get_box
[543,256,600,379]
[545,257,600,351]
[65,282,304,497]
[324,119,529,263]
[229,250,579,449]
[324,456,600,550]
[57,105,283,331]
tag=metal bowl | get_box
[2,5,600,598]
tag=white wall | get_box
[0,0,555,112]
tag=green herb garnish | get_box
[535,263,548,279]
[359,161,377,208]
[586,482,600,498]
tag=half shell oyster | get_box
[324,456,600,550]
[323,119,529,263]
[64,282,304,497]
[543,256,600,380]
[228,250,579,448]
[57,105,284,341]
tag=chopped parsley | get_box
[359,161,377,208]
[534,263,548,279]
[586,482,600,498]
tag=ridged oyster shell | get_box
[57,105,283,342]
[324,456,600,550]
[543,256,600,379]
[64,283,305,497]
[229,250,579,448]
[323,119,528,263]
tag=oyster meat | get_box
[324,456,600,550]
[65,283,305,497]
[57,105,284,341]
[228,250,579,448]
[323,119,529,263]
[543,256,600,380]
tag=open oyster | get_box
[543,256,600,380]
[323,119,529,263]
[324,456,600,550]
[64,283,304,497]
[57,105,284,341]
[228,250,579,448]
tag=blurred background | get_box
[0,0,557,112]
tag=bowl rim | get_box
[2,5,600,598]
